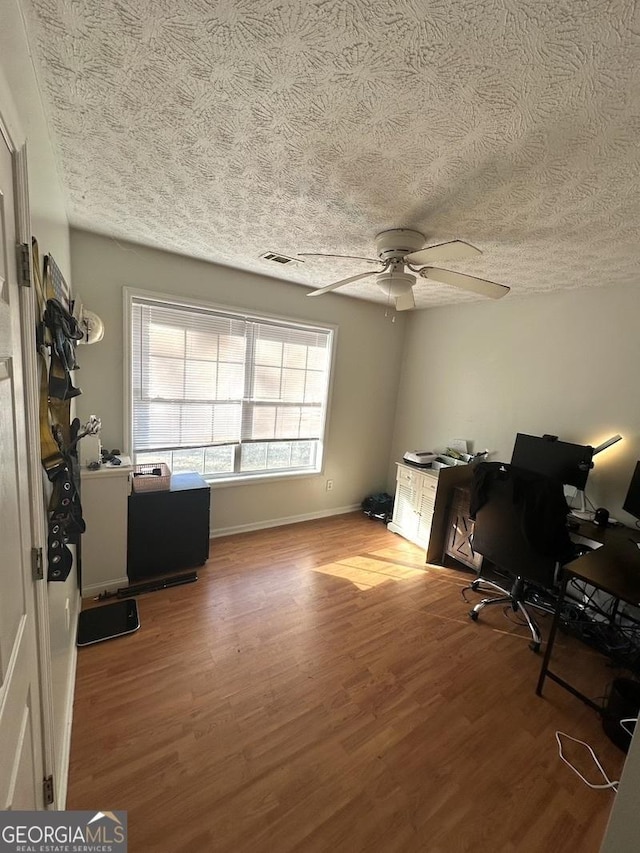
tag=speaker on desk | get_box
[594,507,610,527]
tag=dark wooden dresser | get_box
[127,472,211,580]
[443,485,483,571]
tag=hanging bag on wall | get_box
[32,238,87,581]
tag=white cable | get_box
[555,731,618,792]
[619,716,638,738]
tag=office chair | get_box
[467,462,574,653]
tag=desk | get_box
[536,523,640,710]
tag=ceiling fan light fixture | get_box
[376,271,416,297]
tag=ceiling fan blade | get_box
[395,290,415,311]
[298,253,381,265]
[420,267,510,299]
[307,269,380,297]
[405,240,482,266]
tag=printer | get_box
[403,451,437,467]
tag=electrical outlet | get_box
[326,479,333,491]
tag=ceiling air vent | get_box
[259,251,300,265]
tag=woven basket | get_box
[131,462,171,493]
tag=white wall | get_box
[601,722,640,852]
[69,228,407,533]
[391,283,640,523]
[0,0,76,805]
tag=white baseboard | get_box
[210,504,361,539]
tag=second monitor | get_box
[510,433,594,490]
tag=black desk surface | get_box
[566,521,640,605]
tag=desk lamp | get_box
[571,434,623,520]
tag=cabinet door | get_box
[444,488,483,570]
[392,480,420,538]
[415,475,437,546]
[445,510,481,569]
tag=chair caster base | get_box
[469,610,479,621]
[529,641,540,653]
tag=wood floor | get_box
[67,513,628,852]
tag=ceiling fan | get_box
[300,229,510,310]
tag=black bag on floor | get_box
[362,492,394,523]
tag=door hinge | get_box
[32,547,44,580]
[43,774,54,806]
[16,242,31,287]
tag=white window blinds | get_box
[129,296,333,479]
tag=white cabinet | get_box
[388,464,439,548]
[388,462,474,562]
[80,457,133,597]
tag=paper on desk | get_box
[448,439,469,454]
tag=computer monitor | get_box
[623,461,640,521]
[510,433,594,490]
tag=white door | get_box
[0,129,45,808]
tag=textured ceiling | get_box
[21,0,640,308]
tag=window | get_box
[127,292,334,482]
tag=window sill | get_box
[204,469,323,489]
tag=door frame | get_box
[0,79,56,805]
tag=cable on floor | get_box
[502,606,529,628]
[555,731,618,792]
[619,716,638,738]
